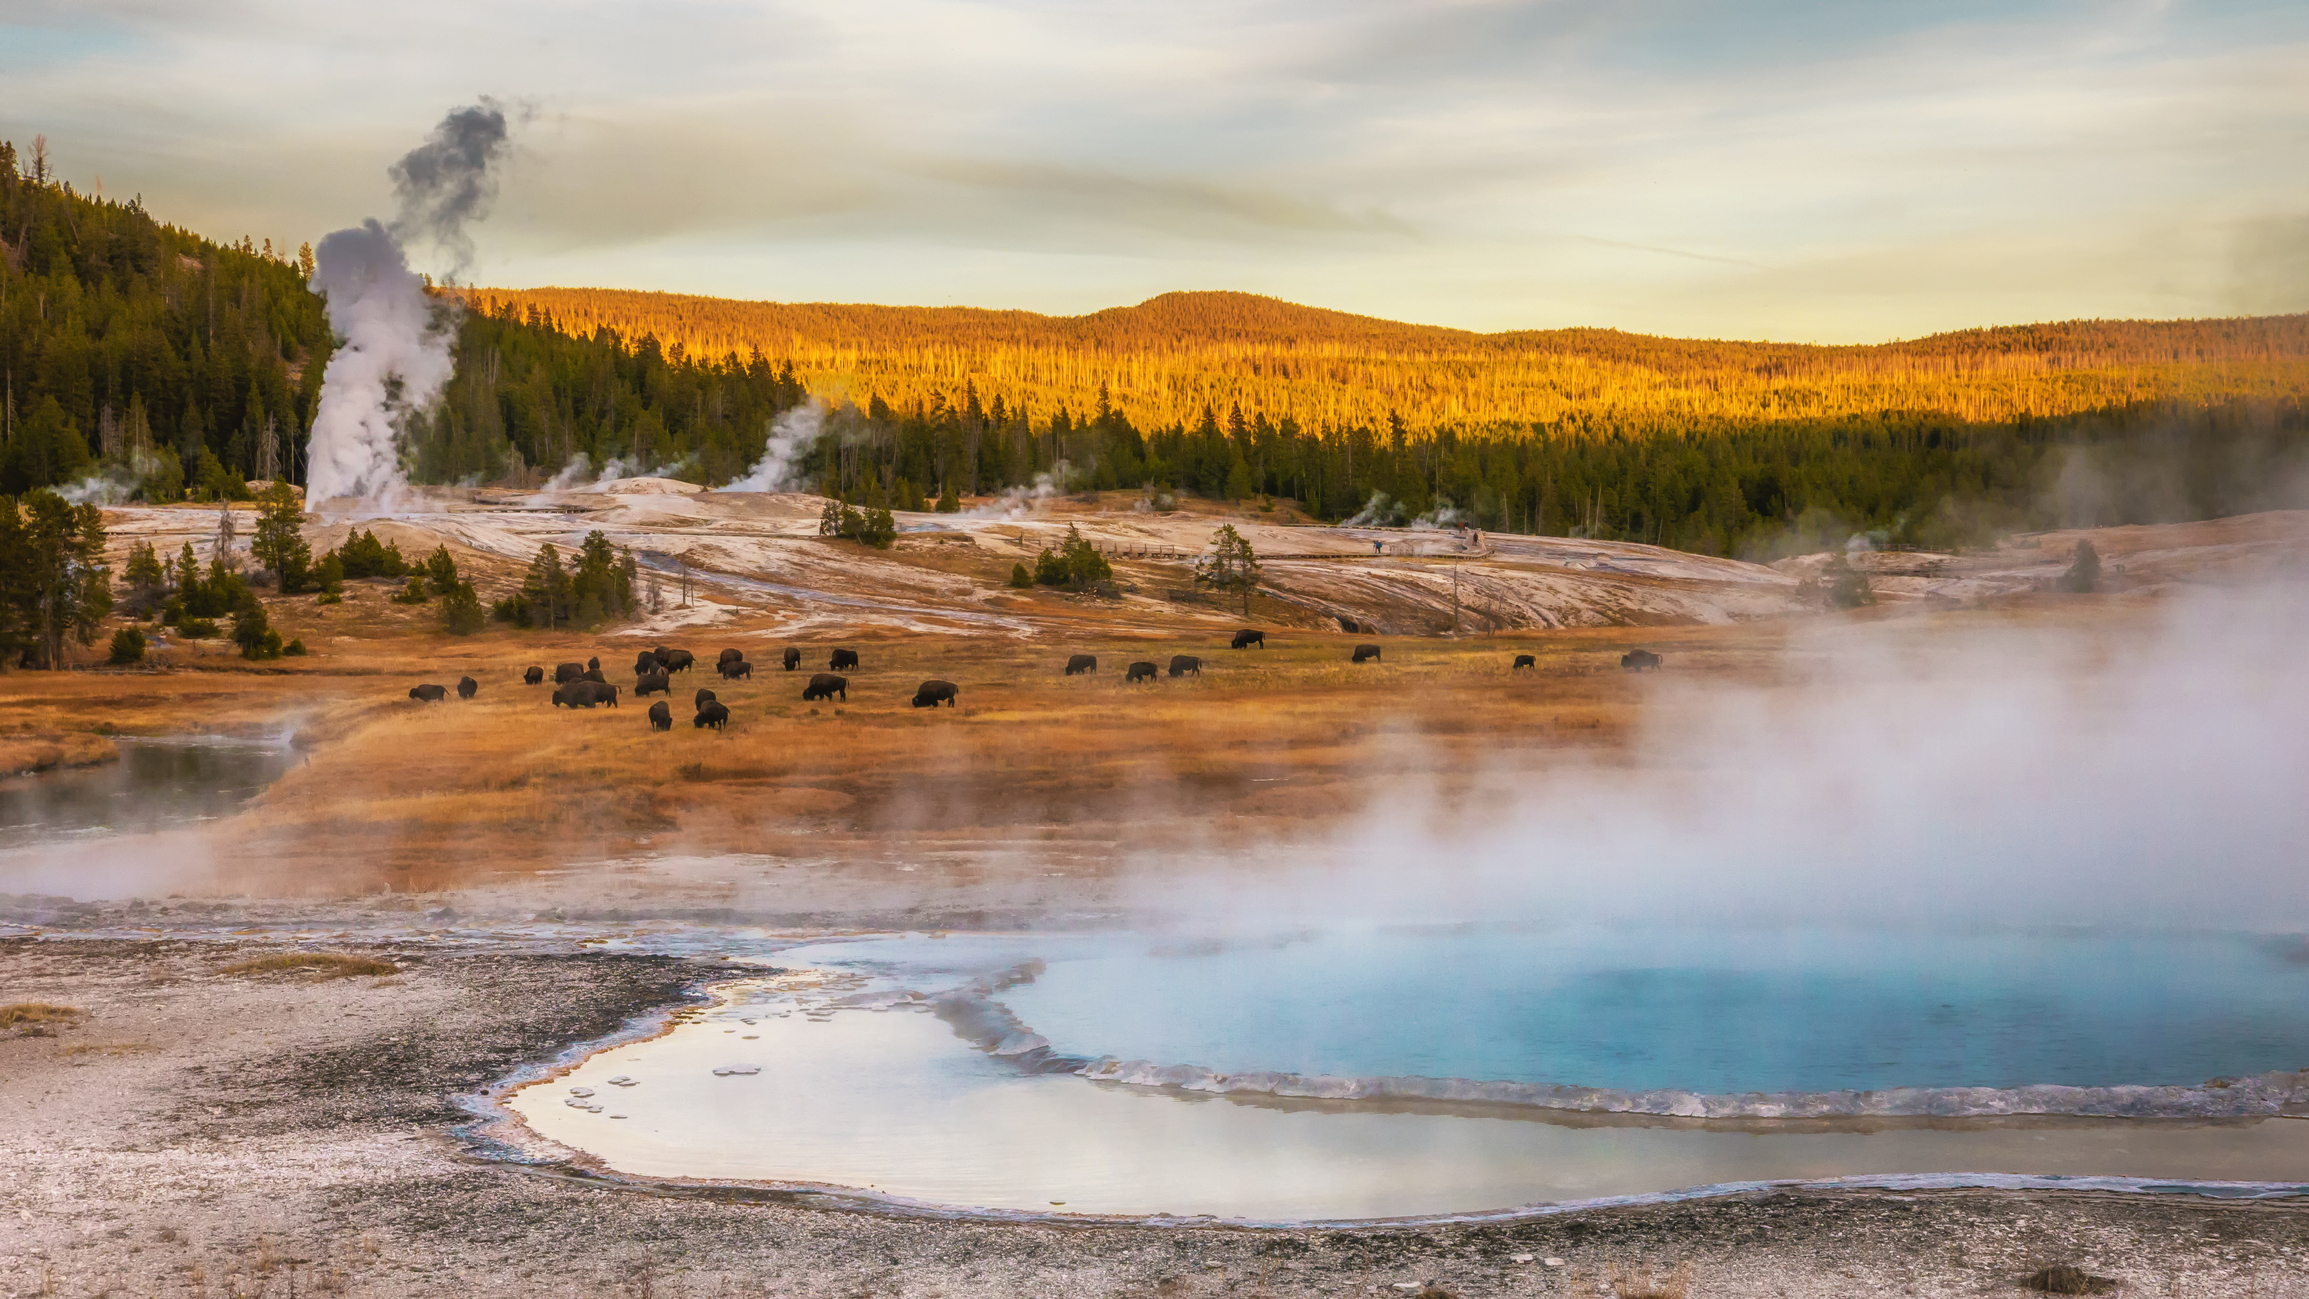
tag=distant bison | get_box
[553,662,587,684]
[829,648,860,671]
[782,647,802,671]
[1167,655,1202,678]
[1065,653,1097,676]
[660,649,696,674]
[911,679,959,708]
[647,700,672,731]
[408,684,447,702]
[718,648,745,666]
[1125,661,1159,683]
[694,700,731,730]
[803,672,848,702]
[1336,616,1362,634]
[718,658,752,681]
[1621,649,1663,672]
[694,688,717,709]
[633,650,660,676]
[1231,629,1265,649]
[635,670,671,697]
[1351,643,1382,663]
[582,667,607,684]
[1512,654,1536,671]
[552,681,620,709]
[456,676,477,700]
[524,666,544,686]
[587,656,600,672]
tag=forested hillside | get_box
[4,139,2304,559]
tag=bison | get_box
[718,658,752,681]
[661,649,696,674]
[1065,653,1097,676]
[1621,649,1663,672]
[695,688,718,709]
[524,666,544,685]
[635,670,671,697]
[582,667,608,684]
[718,648,745,666]
[587,656,600,672]
[647,700,672,731]
[911,680,959,708]
[695,700,731,730]
[553,662,587,684]
[551,680,620,709]
[633,650,660,676]
[1167,655,1203,678]
[456,676,477,700]
[1231,629,1265,649]
[1512,654,1536,671]
[782,647,802,671]
[803,672,848,702]
[408,684,447,702]
[1351,643,1382,663]
[829,648,860,671]
[1125,661,1159,683]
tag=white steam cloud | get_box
[305,100,512,508]
[718,404,827,493]
[963,464,1069,518]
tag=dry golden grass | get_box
[1568,1261,1695,1299]
[220,952,400,978]
[0,1003,84,1034]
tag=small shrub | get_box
[176,617,220,638]
[390,576,429,605]
[108,627,147,664]
[1008,562,1033,589]
[0,1003,83,1036]
[284,638,307,656]
[439,581,486,635]
[221,952,399,978]
[316,592,343,605]
[2022,1265,2119,1295]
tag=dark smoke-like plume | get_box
[387,99,512,284]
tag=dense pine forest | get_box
[4,139,2306,560]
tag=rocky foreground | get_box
[4,937,2305,1298]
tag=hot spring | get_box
[505,922,2309,1221]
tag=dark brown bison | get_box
[803,672,848,702]
[829,648,860,671]
[1621,649,1663,672]
[1512,654,1536,671]
[1065,653,1097,676]
[635,670,671,697]
[551,680,620,709]
[1167,655,1202,678]
[718,658,751,680]
[408,684,447,702]
[1125,661,1158,683]
[695,688,717,709]
[633,650,660,676]
[524,666,544,685]
[661,649,696,674]
[582,667,608,684]
[456,676,477,699]
[553,662,587,684]
[911,680,959,708]
[1336,616,1362,633]
[587,656,600,672]
[782,647,802,671]
[695,700,731,730]
[647,700,672,731]
[1231,629,1265,649]
[718,648,745,666]
[1352,643,1382,663]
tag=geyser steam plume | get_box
[306,100,511,506]
[718,403,828,493]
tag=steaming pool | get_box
[507,925,2309,1222]
[0,736,297,844]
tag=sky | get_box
[4,0,2306,342]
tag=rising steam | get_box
[305,100,512,506]
[718,404,828,493]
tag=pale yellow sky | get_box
[6,0,2306,341]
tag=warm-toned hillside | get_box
[461,287,2309,435]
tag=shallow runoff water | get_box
[508,924,2309,1222]
[0,736,297,845]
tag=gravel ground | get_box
[4,937,2306,1299]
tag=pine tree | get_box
[1193,523,1261,614]
[2064,538,2101,593]
[251,480,312,591]
[520,543,573,629]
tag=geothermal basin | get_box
[505,925,2309,1221]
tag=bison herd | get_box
[403,628,1670,726]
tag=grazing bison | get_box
[551,680,620,709]
[524,666,544,685]
[1231,629,1265,649]
[803,672,848,702]
[1167,655,1202,678]
[1336,616,1362,634]
[695,700,731,730]
[718,648,745,666]
[647,700,672,731]
[911,679,959,708]
[782,647,802,671]
[633,650,660,676]
[553,662,587,684]
[1351,643,1382,663]
[829,648,860,671]
[1125,661,1159,683]
[582,667,608,684]
[1065,653,1097,676]
[587,656,600,672]
[456,676,478,700]
[1512,654,1536,671]
[635,670,671,697]
[408,684,447,702]
[695,688,718,709]
[661,649,696,674]
[718,658,752,681]
[1621,649,1663,672]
